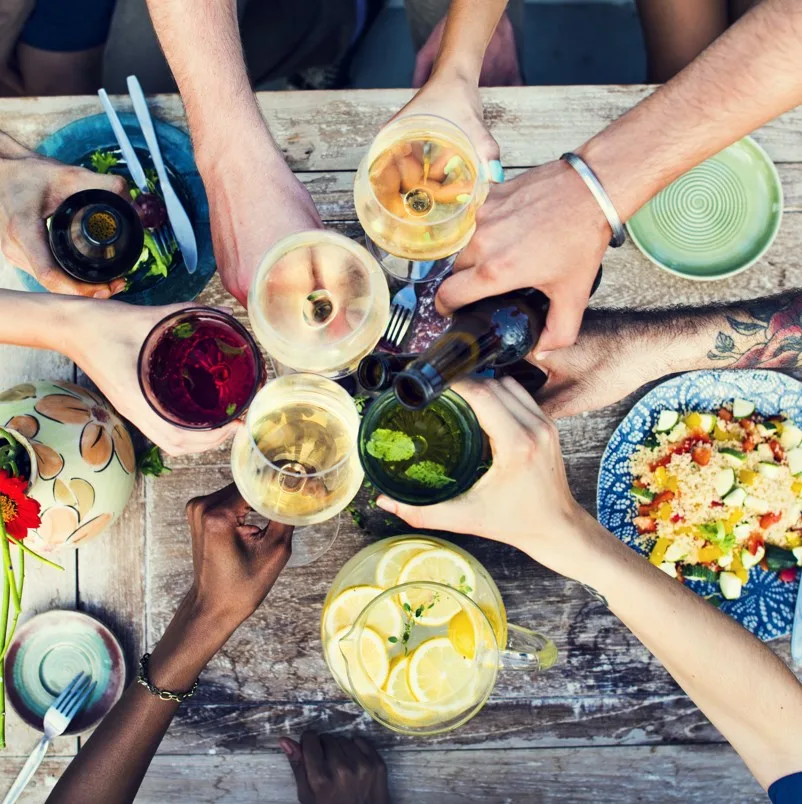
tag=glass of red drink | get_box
[138,307,264,429]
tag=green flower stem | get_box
[0,517,9,750]
[0,534,18,617]
[5,535,63,572]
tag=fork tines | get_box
[382,305,414,351]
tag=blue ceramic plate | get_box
[4,610,125,733]
[16,112,214,305]
[597,369,802,641]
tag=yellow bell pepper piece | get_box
[739,469,757,487]
[792,481,802,496]
[731,552,749,584]
[657,503,673,521]
[685,412,702,431]
[725,508,744,529]
[786,531,801,549]
[665,474,679,493]
[653,466,667,489]
[714,426,730,441]
[649,537,672,566]
[698,544,724,563]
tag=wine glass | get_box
[354,114,490,284]
[230,373,364,566]
[248,230,390,378]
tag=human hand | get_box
[436,160,612,354]
[186,483,292,627]
[198,129,323,307]
[413,13,523,88]
[0,132,130,297]
[66,298,242,455]
[376,378,590,577]
[280,731,390,804]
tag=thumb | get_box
[533,289,588,356]
[279,738,314,802]
[376,494,470,534]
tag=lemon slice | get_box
[324,585,403,640]
[375,539,438,588]
[384,656,417,702]
[341,626,391,697]
[325,627,352,692]
[397,548,477,626]
[382,656,436,726]
[407,636,475,708]
[448,609,477,660]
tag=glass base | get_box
[364,237,456,284]
[245,510,340,567]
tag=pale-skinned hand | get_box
[436,160,612,354]
[0,132,131,298]
[280,731,391,804]
[376,377,588,577]
[66,298,242,455]
[412,13,523,88]
[185,483,292,626]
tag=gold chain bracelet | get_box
[136,653,199,703]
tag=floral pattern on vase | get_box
[0,381,135,553]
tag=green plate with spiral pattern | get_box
[626,137,783,280]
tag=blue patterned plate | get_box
[597,369,802,641]
[16,112,214,305]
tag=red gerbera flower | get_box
[0,469,41,540]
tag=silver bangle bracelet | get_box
[560,152,626,248]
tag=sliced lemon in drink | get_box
[327,626,390,697]
[382,656,434,725]
[324,585,403,640]
[448,609,477,660]
[325,627,352,692]
[397,548,477,626]
[374,539,438,588]
[384,656,417,702]
[407,636,475,710]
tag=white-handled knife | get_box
[126,75,198,274]
[97,88,149,193]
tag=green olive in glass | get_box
[358,388,484,505]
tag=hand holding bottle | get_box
[0,132,130,298]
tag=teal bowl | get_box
[626,136,783,281]
[4,610,126,734]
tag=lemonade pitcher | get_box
[321,536,557,736]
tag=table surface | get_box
[1,86,801,804]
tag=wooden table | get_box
[1,87,801,803]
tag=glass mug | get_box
[321,535,557,736]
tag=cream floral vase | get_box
[0,380,135,553]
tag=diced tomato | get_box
[746,532,765,555]
[718,408,733,421]
[710,500,724,508]
[633,479,647,488]
[650,454,673,471]
[759,512,782,530]
[769,439,785,462]
[779,567,798,583]
[740,419,756,434]
[760,558,770,571]
[692,444,712,466]
[652,490,675,507]
[670,514,684,523]
[638,504,652,517]
[742,436,756,452]
[634,516,657,534]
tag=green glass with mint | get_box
[358,389,484,505]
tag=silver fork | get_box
[2,672,96,804]
[381,260,433,350]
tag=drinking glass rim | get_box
[361,113,487,228]
[242,372,359,478]
[136,305,264,432]
[247,230,385,352]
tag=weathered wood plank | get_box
[0,745,765,803]
[1,87,802,170]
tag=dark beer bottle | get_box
[357,352,419,393]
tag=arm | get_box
[535,291,802,418]
[144,0,322,305]
[47,484,293,804]
[436,0,802,350]
[377,378,802,790]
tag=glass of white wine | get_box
[248,231,390,378]
[354,114,489,284]
[230,373,364,566]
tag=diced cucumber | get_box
[733,522,753,541]
[758,462,783,480]
[714,468,736,497]
[667,422,688,443]
[732,399,755,419]
[757,443,774,462]
[699,521,726,543]
[657,562,677,578]
[631,486,655,503]
[793,546,802,566]
[764,544,798,571]
[741,545,765,570]
[654,410,680,433]
[719,572,743,600]
[758,422,778,438]
[683,564,720,582]
[781,424,802,450]
[787,447,802,476]
[698,413,716,433]
[720,448,747,467]
[664,542,688,562]
[745,495,770,514]
[722,487,746,508]
[718,553,733,569]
